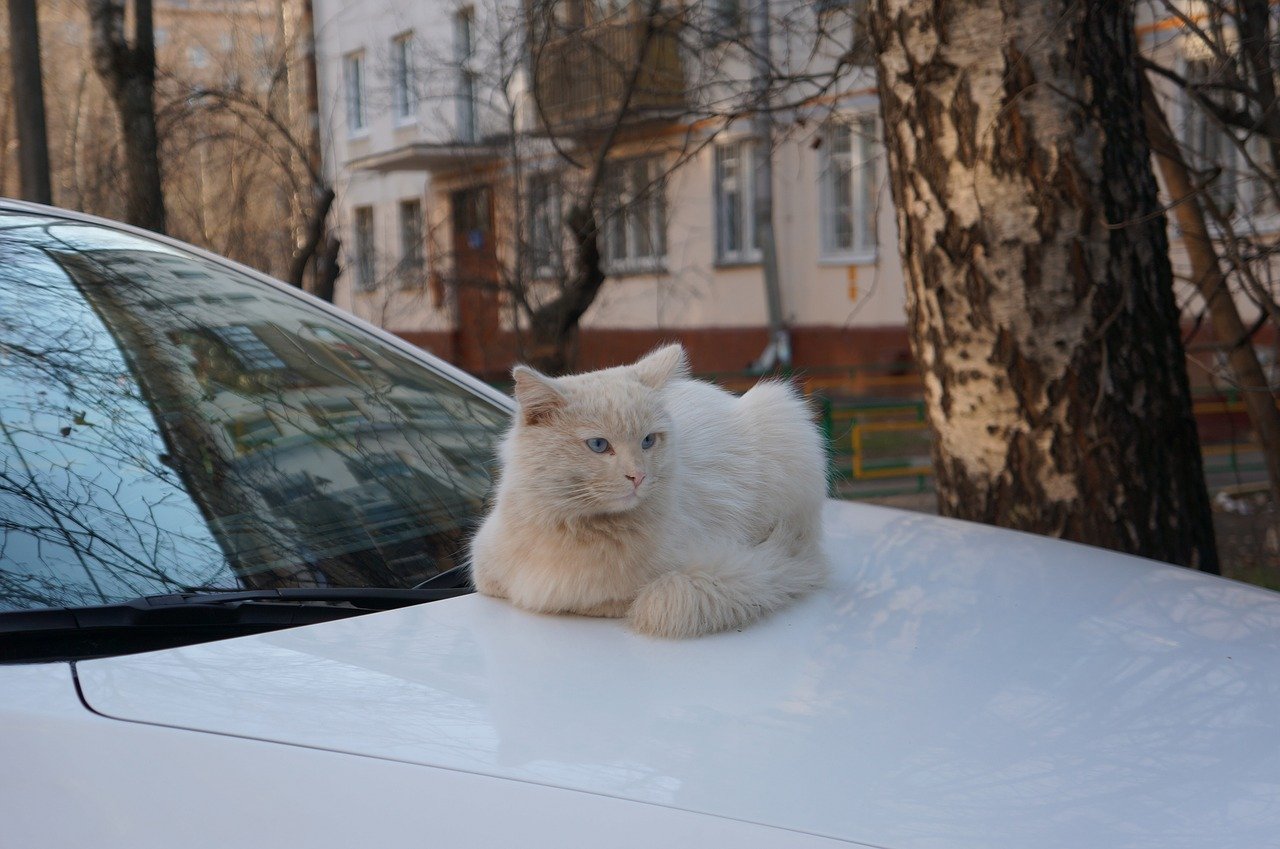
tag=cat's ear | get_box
[632,343,690,389]
[512,365,567,425]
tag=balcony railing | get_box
[531,12,685,135]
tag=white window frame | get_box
[398,198,424,286]
[819,113,879,263]
[391,33,416,124]
[1180,53,1241,217]
[353,206,376,290]
[527,172,563,280]
[714,139,762,265]
[602,156,667,274]
[344,51,368,135]
[453,8,477,143]
[1177,47,1280,229]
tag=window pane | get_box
[631,161,653,260]
[831,121,852,156]
[344,54,365,130]
[709,0,741,39]
[399,200,423,273]
[453,9,476,141]
[749,143,762,252]
[653,183,667,259]
[608,208,626,263]
[1183,59,1238,216]
[857,116,878,253]
[598,159,665,268]
[453,8,474,62]
[716,143,742,258]
[393,37,413,118]
[600,166,625,264]
[639,158,666,261]
[355,207,375,288]
[527,175,561,274]
[456,72,476,143]
[823,123,855,252]
[211,325,287,371]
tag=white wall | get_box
[313,0,911,346]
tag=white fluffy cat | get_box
[469,344,829,638]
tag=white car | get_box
[2,201,1279,849]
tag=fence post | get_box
[916,401,927,493]
[816,392,836,497]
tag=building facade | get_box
[311,0,911,377]
[311,0,1278,386]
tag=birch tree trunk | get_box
[870,0,1218,571]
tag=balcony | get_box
[531,11,686,136]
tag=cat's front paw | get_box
[472,571,508,600]
[628,572,719,639]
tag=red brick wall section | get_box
[392,325,916,376]
[392,321,1277,385]
[390,323,1269,444]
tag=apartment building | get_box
[312,0,910,377]
[1136,3,1279,389]
[312,0,1276,382]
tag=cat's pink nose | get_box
[626,471,646,489]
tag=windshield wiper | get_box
[0,586,469,635]
[0,586,471,663]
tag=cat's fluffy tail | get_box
[627,536,829,639]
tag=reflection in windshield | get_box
[0,214,506,612]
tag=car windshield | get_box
[0,210,507,614]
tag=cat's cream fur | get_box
[469,344,829,638]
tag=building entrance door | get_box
[450,186,502,378]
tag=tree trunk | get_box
[314,234,341,304]
[116,75,165,232]
[1144,83,1280,520]
[525,203,606,374]
[518,0,662,375]
[870,0,1218,571]
[87,0,166,233]
[287,186,336,295]
[7,0,52,204]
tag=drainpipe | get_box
[748,0,789,373]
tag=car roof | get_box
[73,500,1280,848]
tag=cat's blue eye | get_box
[640,433,656,450]
[586,437,610,454]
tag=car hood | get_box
[76,501,1280,848]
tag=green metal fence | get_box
[786,366,1267,500]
